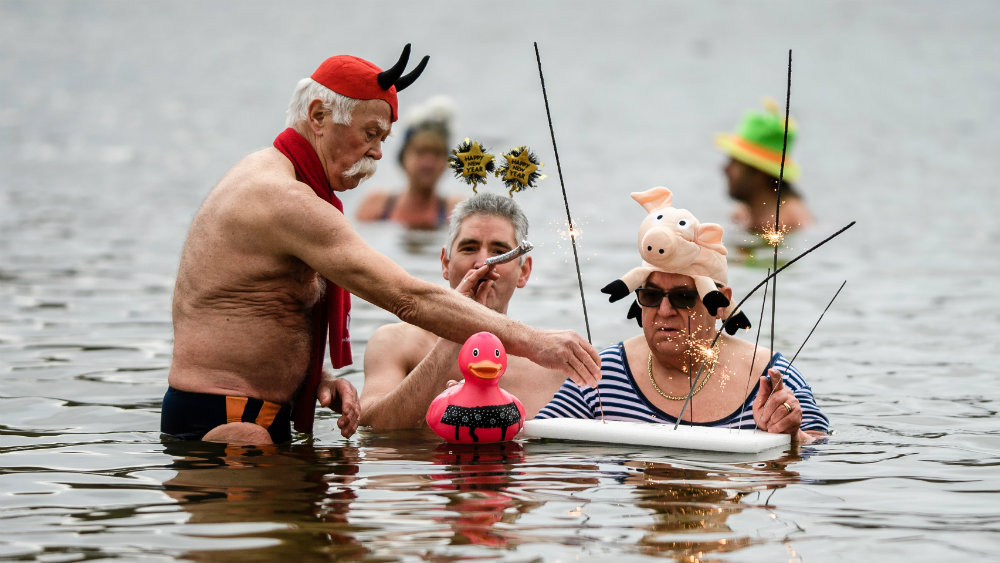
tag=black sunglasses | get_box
[635,287,700,309]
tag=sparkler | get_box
[552,219,597,259]
[558,221,583,241]
[687,316,693,420]
[674,326,719,376]
[761,225,790,247]
[534,43,590,342]
[686,327,721,416]
[669,314,725,421]
[693,342,718,365]
[535,42,602,420]
[740,269,770,426]
[770,49,794,364]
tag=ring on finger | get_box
[782,402,792,414]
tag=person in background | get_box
[715,98,814,234]
[359,193,569,430]
[162,46,600,446]
[355,95,464,229]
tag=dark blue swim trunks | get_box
[160,387,292,443]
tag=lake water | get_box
[2,1,999,561]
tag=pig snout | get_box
[638,227,699,263]
[640,229,676,257]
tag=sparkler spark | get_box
[676,329,719,374]
[761,225,790,247]
[557,220,583,241]
[549,218,595,260]
[694,343,717,364]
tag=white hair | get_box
[285,78,359,127]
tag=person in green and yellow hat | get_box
[715,98,814,234]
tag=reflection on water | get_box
[3,0,1000,561]
[152,435,813,562]
[163,441,366,562]
[627,452,803,559]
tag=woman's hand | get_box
[753,367,812,443]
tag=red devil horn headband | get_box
[310,43,429,122]
[377,43,430,92]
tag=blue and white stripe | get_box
[535,342,830,433]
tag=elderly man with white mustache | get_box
[161,45,602,446]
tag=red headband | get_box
[310,45,428,122]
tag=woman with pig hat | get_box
[534,187,829,443]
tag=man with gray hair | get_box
[360,193,569,430]
[163,47,600,446]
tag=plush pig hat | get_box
[601,186,752,335]
[310,44,429,122]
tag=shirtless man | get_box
[162,47,600,445]
[359,193,568,430]
[715,99,814,233]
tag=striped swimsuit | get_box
[535,342,830,433]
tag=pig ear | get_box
[695,223,727,255]
[630,186,673,212]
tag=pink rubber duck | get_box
[425,332,525,443]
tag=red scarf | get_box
[273,128,353,434]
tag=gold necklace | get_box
[647,345,720,401]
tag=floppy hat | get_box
[715,98,800,182]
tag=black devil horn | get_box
[377,44,411,90]
[394,55,429,91]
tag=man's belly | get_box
[169,311,314,405]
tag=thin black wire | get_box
[740,269,771,427]
[534,42,591,343]
[771,49,793,362]
[781,281,847,375]
[760,281,847,414]
[686,315,693,423]
[534,42,603,420]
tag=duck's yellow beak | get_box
[468,360,502,380]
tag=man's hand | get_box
[318,374,360,438]
[753,367,811,442]
[455,262,500,305]
[528,330,601,388]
